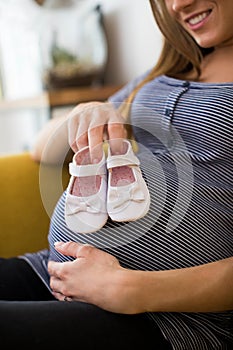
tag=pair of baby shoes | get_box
[65,140,150,234]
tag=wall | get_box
[0,0,163,155]
[100,0,162,84]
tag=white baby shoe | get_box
[106,140,150,222]
[65,146,108,234]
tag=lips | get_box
[185,10,212,27]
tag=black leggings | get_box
[0,258,171,349]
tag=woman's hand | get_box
[31,101,127,165]
[48,241,139,314]
[48,242,233,313]
[67,101,127,162]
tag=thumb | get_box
[54,241,81,258]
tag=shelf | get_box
[48,85,122,107]
[0,85,122,111]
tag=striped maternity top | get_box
[21,74,233,349]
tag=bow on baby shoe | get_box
[108,185,145,210]
[66,197,105,216]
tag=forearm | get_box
[31,114,72,165]
[118,257,233,314]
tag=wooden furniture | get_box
[0,85,122,112]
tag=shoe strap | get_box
[107,141,140,169]
[107,154,140,169]
[69,161,106,177]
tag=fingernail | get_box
[54,241,63,247]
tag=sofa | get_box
[0,152,70,258]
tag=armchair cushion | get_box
[0,152,69,258]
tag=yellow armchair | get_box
[0,152,69,258]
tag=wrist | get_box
[113,268,153,314]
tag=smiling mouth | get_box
[186,10,212,26]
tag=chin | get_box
[195,37,217,49]
[194,32,222,49]
[198,43,214,49]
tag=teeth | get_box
[188,12,208,25]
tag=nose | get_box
[172,0,195,12]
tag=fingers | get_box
[48,259,73,297]
[48,243,95,299]
[53,241,82,257]
[67,102,128,159]
[108,123,126,155]
[88,125,105,163]
[48,259,65,278]
[67,102,105,155]
[67,106,89,153]
[52,291,73,302]
[105,106,125,155]
[54,241,94,259]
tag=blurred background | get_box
[0,0,162,155]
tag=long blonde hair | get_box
[120,0,207,119]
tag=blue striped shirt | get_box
[21,74,233,349]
